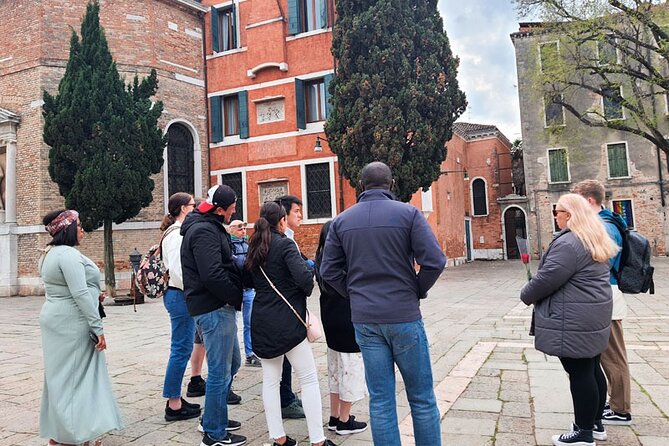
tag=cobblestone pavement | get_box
[1,259,668,446]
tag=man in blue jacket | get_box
[574,180,633,432]
[320,162,446,445]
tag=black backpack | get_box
[604,216,655,294]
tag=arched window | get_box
[167,123,194,196]
[472,178,488,216]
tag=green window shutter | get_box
[608,143,628,177]
[210,96,223,143]
[295,79,306,129]
[549,149,568,182]
[211,7,220,53]
[323,74,333,118]
[238,90,249,139]
[231,3,238,49]
[288,0,300,35]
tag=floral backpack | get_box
[135,225,179,298]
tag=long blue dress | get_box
[39,245,124,443]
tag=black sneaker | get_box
[227,390,242,405]
[272,436,297,446]
[327,416,338,431]
[188,376,207,397]
[551,424,594,446]
[593,420,607,441]
[200,433,246,446]
[335,415,368,435]
[322,440,338,446]
[181,398,201,410]
[197,418,241,433]
[164,401,201,422]
[602,407,632,425]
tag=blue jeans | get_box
[242,288,255,357]
[354,320,441,446]
[194,305,241,440]
[162,288,195,399]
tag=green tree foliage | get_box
[325,0,466,202]
[43,1,166,294]
[516,0,669,155]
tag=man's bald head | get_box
[361,162,393,191]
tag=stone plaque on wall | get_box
[256,99,285,124]
[248,139,296,161]
[259,181,288,205]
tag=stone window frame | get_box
[606,141,631,179]
[546,147,571,184]
[543,93,566,128]
[162,119,203,214]
[538,40,560,74]
[470,177,489,217]
[300,159,336,224]
[601,85,625,121]
[597,34,619,66]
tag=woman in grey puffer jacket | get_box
[521,194,618,446]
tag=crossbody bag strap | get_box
[259,266,308,329]
[159,224,180,256]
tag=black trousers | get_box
[280,357,295,407]
[559,355,607,430]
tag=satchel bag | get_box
[259,266,322,343]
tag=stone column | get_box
[4,138,16,223]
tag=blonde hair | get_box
[557,194,619,263]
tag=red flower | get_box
[521,253,530,264]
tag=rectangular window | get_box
[217,7,238,52]
[539,41,559,73]
[299,0,331,33]
[602,85,624,120]
[598,35,618,66]
[612,199,634,229]
[544,93,565,127]
[548,148,569,183]
[223,95,239,136]
[607,142,629,178]
[220,172,244,222]
[305,162,332,219]
[305,79,326,123]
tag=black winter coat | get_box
[180,211,243,316]
[249,229,314,359]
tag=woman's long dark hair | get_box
[160,192,193,231]
[315,220,331,271]
[245,201,286,271]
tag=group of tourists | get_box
[37,160,633,446]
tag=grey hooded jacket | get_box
[520,229,612,359]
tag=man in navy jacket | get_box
[320,162,446,445]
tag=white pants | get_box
[261,339,325,443]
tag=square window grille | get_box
[305,163,332,219]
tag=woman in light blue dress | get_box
[39,209,124,446]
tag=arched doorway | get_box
[167,123,194,196]
[503,206,527,259]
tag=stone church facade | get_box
[0,0,209,296]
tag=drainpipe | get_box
[200,9,212,190]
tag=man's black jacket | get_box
[180,210,242,316]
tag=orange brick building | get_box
[202,0,525,260]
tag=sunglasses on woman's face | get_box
[231,223,247,229]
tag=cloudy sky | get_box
[437,0,527,142]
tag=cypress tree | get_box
[43,1,166,294]
[326,0,467,202]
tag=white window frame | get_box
[212,3,242,55]
[547,147,571,184]
[216,169,248,223]
[605,141,631,179]
[300,158,336,224]
[470,176,489,217]
[609,198,635,229]
[162,119,203,214]
[538,40,560,73]
[596,34,619,66]
[601,85,625,121]
[543,93,566,128]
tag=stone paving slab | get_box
[1,258,668,445]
